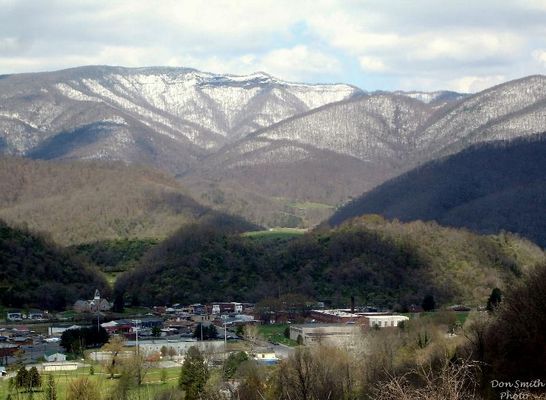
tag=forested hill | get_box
[0,220,109,310]
[0,157,258,245]
[114,217,545,309]
[328,133,546,248]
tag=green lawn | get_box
[258,324,298,347]
[289,201,334,210]
[454,311,470,325]
[0,364,180,400]
[243,228,307,240]
[104,272,119,286]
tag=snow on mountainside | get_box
[393,90,467,105]
[416,75,546,159]
[184,74,546,227]
[216,74,546,172]
[215,94,431,169]
[1,67,545,228]
[0,65,361,174]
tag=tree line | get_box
[115,217,545,310]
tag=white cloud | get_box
[532,49,546,66]
[0,1,544,90]
[359,56,386,72]
[259,46,340,81]
[448,75,506,92]
[159,46,340,83]
[400,75,506,93]
[408,32,521,61]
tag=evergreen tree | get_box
[207,324,218,339]
[28,367,41,391]
[422,294,436,312]
[151,326,161,337]
[44,374,57,400]
[192,323,218,340]
[223,351,249,380]
[15,367,28,391]
[486,288,502,312]
[283,327,290,339]
[178,346,208,400]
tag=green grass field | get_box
[289,201,334,210]
[243,228,307,241]
[104,272,120,286]
[257,324,297,346]
[0,364,180,400]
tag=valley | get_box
[2,1,546,398]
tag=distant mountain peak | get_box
[392,90,468,104]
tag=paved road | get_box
[271,343,295,359]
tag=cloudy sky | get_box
[1,0,545,92]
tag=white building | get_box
[290,324,361,346]
[43,362,78,372]
[45,352,67,362]
[365,315,409,329]
[125,339,226,356]
[48,325,82,336]
[250,348,279,365]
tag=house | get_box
[138,317,163,329]
[249,348,279,365]
[6,311,23,321]
[0,343,19,358]
[73,290,111,313]
[211,302,244,315]
[192,314,213,323]
[45,352,67,362]
[28,310,45,320]
[10,337,33,346]
[189,304,206,314]
[100,320,132,334]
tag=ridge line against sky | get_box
[1,0,545,92]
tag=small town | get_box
[1,1,545,399]
[0,287,474,398]
[0,289,419,367]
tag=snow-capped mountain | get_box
[184,75,546,226]
[392,90,467,105]
[0,65,361,174]
[187,94,433,208]
[416,75,546,159]
[1,66,545,228]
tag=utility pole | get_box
[224,322,227,360]
[132,320,140,355]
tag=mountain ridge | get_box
[328,133,546,247]
[1,66,545,230]
[0,156,258,245]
